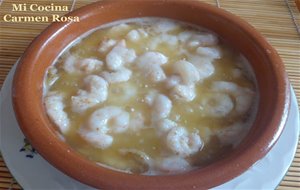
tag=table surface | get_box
[0,0,299,189]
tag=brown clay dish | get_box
[12,0,290,189]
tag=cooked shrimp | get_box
[212,81,254,115]
[88,106,130,134]
[126,28,148,42]
[155,119,177,136]
[149,34,178,50]
[150,94,172,121]
[106,40,136,71]
[172,60,200,85]
[178,31,194,42]
[165,74,197,102]
[178,30,218,47]
[98,39,117,53]
[152,19,179,33]
[63,55,103,74]
[187,54,215,81]
[187,33,218,47]
[79,106,130,149]
[71,75,108,113]
[78,128,113,149]
[200,93,234,117]
[166,126,203,157]
[170,84,196,102]
[136,52,168,82]
[101,67,132,83]
[44,92,70,134]
[136,51,168,66]
[108,23,130,34]
[63,55,76,73]
[155,156,191,173]
[144,64,167,82]
[196,47,221,59]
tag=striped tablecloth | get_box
[0,0,299,189]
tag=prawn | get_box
[79,106,130,149]
[146,93,172,122]
[126,28,148,42]
[63,55,103,74]
[200,93,234,117]
[211,81,255,115]
[172,60,200,85]
[166,126,203,157]
[101,67,132,83]
[155,156,191,173]
[106,40,136,71]
[44,91,70,134]
[136,52,168,82]
[71,75,108,113]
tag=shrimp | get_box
[71,75,108,113]
[88,106,130,133]
[101,67,132,83]
[164,75,196,102]
[172,60,200,85]
[126,28,148,42]
[63,55,103,74]
[106,40,137,71]
[155,156,191,173]
[149,94,172,122]
[178,30,218,47]
[152,19,179,33]
[44,91,70,134]
[108,23,130,34]
[186,33,218,48]
[187,54,215,81]
[136,52,168,66]
[166,126,203,157]
[136,52,168,82]
[211,81,255,115]
[78,129,113,149]
[155,119,177,136]
[178,31,194,42]
[149,34,178,50]
[200,93,234,117]
[143,64,167,82]
[79,106,130,149]
[170,84,196,102]
[196,47,221,59]
[98,39,117,53]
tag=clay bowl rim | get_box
[12,0,290,189]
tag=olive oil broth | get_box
[44,18,258,174]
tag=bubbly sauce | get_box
[44,18,258,175]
